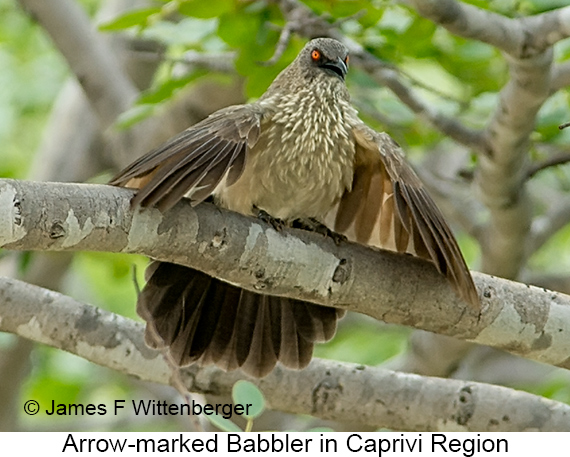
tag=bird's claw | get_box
[256,208,286,231]
[293,218,346,245]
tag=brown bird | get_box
[110,38,479,377]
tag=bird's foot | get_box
[255,208,286,231]
[293,218,346,245]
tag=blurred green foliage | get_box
[0,0,66,178]
[2,0,570,431]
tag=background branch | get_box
[550,61,570,92]
[526,151,570,179]
[16,0,241,169]
[408,0,542,57]
[530,197,570,254]
[17,0,137,128]
[523,6,570,52]
[2,276,569,432]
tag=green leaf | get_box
[142,18,217,46]
[114,104,155,129]
[314,318,410,366]
[517,0,569,14]
[218,11,263,48]
[399,17,437,59]
[207,414,243,432]
[178,0,233,18]
[357,6,384,29]
[232,380,265,419]
[138,74,198,105]
[98,8,161,31]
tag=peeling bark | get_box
[1,179,570,371]
[1,276,569,432]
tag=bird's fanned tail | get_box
[138,262,344,377]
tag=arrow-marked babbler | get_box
[110,38,479,377]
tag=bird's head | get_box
[299,38,349,82]
[261,38,350,100]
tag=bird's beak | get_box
[323,57,348,80]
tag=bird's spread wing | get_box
[109,104,263,211]
[328,124,479,309]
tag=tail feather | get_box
[278,299,314,370]
[138,262,342,377]
[241,296,279,377]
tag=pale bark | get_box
[17,0,137,128]
[2,179,570,371]
[1,276,569,432]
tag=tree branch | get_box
[522,6,570,53]
[2,275,569,432]
[408,0,570,58]
[550,61,570,92]
[408,1,553,279]
[1,179,570,371]
[357,61,486,152]
[15,0,204,169]
[17,0,137,128]
[407,0,521,55]
[405,0,554,280]
[526,151,570,179]
[530,197,570,254]
[476,49,551,277]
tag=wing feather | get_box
[331,125,479,309]
[109,104,263,211]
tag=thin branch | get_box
[273,0,335,38]
[527,151,570,179]
[1,276,569,432]
[259,23,293,66]
[397,67,470,109]
[2,179,570,371]
[530,197,570,254]
[177,51,236,73]
[359,63,486,152]
[122,48,237,75]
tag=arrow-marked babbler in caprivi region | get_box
[110,38,479,378]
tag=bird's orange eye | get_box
[344,55,349,65]
[311,49,321,61]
